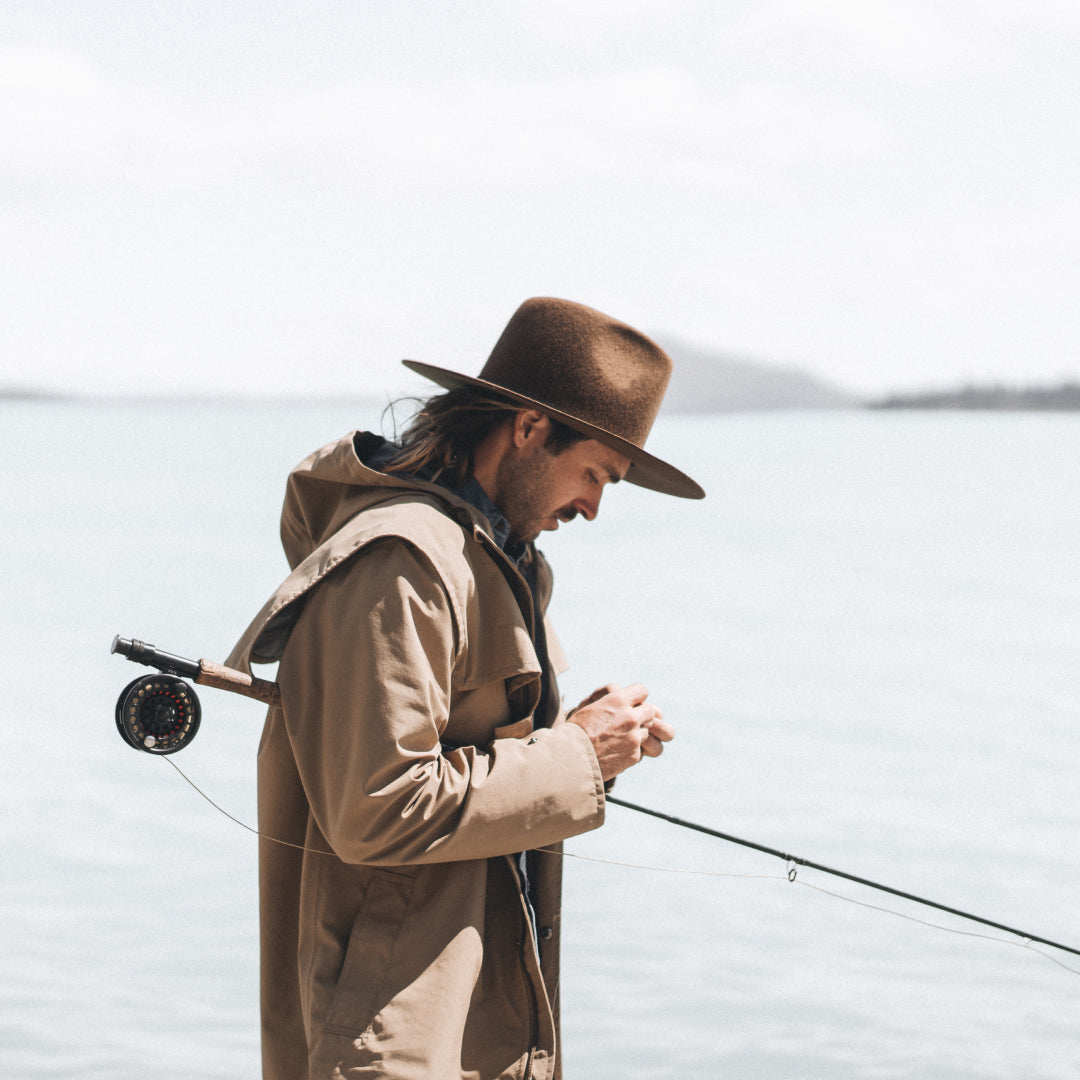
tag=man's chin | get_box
[511,520,551,545]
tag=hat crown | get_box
[479,297,671,448]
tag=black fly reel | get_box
[115,673,202,755]
[112,634,281,754]
[113,635,206,754]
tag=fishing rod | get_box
[110,634,1079,960]
[606,795,1080,960]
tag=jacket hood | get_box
[280,431,493,571]
[226,431,510,673]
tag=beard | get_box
[492,441,575,546]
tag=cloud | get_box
[1,42,888,207]
[719,0,1012,83]
[0,45,211,193]
[2,5,1078,396]
[513,0,700,47]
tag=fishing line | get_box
[795,878,1080,977]
[161,757,1080,976]
[606,794,1080,962]
[552,845,1080,977]
[162,757,328,855]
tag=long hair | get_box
[385,386,586,487]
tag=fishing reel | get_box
[115,673,202,754]
[111,634,280,754]
[113,637,203,754]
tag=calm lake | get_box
[1,401,1077,1079]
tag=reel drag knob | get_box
[115,674,202,754]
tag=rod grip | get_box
[196,659,282,708]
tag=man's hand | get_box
[566,683,674,782]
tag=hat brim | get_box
[402,359,705,500]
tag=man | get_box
[226,297,704,1079]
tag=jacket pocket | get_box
[323,868,417,1037]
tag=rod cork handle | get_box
[196,659,282,708]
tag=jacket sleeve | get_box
[276,538,606,866]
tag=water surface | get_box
[2,403,1077,1078]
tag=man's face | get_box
[493,417,632,545]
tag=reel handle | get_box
[112,635,281,708]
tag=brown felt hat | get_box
[403,297,704,499]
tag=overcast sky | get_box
[4,0,1079,399]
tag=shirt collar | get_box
[444,474,528,564]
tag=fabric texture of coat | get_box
[226,431,607,1080]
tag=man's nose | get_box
[572,492,601,521]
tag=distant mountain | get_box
[3,345,863,413]
[653,337,858,414]
[0,386,71,400]
[868,381,1080,410]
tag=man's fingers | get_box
[574,684,620,710]
[620,682,651,705]
[567,681,673,779]
[642,717,674,742]
[640,734,663,758]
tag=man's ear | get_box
[512,409,550,448]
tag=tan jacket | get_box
[227,432,606,1080]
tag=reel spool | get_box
[115,673,202,754]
